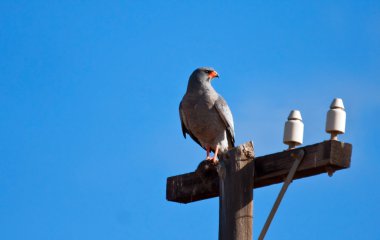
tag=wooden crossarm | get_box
[166,140,352,204]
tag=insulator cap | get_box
[330,98,345,110]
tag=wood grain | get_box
[217,142,254,240]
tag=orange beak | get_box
[208,70,219,79]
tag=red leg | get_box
[211,145,219,163]
[206,146,212,160]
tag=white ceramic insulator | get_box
[283,110,304,146]
[326,106,346,134]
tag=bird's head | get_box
[189,67,219,84]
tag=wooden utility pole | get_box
[166,140,352,239]
[218,142,254,240]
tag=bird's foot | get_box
[208,156,219,165]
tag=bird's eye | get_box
[205,70,211,74]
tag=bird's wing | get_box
[179,101,204,149]
[214,95,235,148]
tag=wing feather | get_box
[214,95,235,148]
[179,101,204,149]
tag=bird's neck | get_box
[186,80,214,95]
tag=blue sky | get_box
[0,1,379,239]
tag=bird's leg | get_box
[206,146,212,160]
[211,145,219,163]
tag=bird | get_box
[179,67,235,163]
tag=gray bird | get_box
[179,67,235,163]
